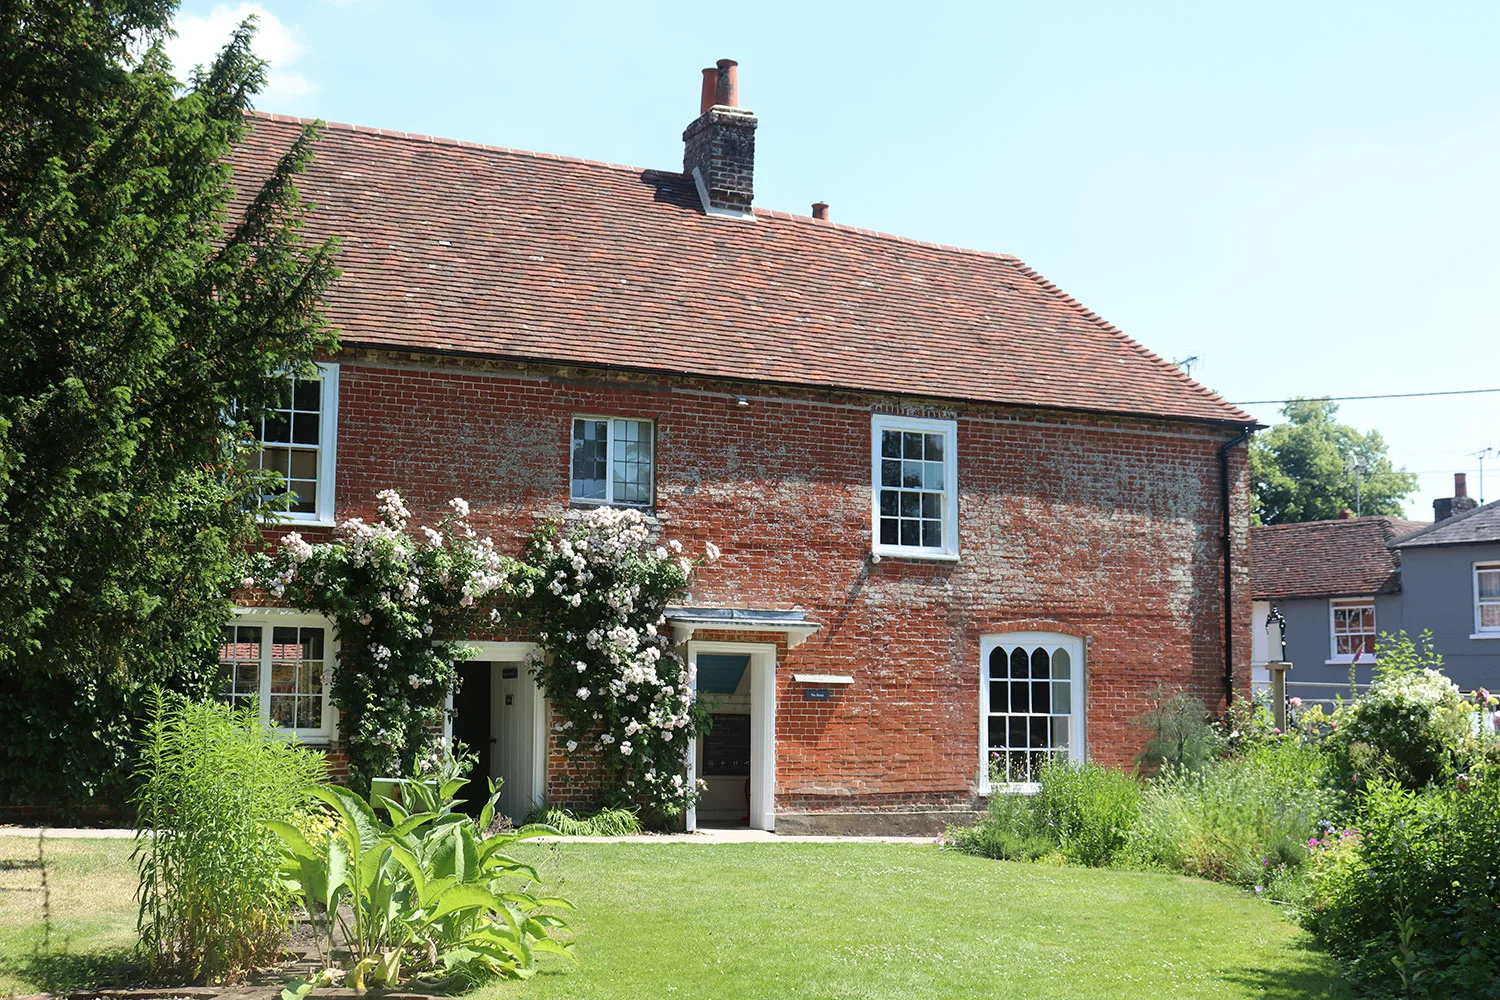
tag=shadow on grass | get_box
[1221,941,1354,1000]
[0,947,149,994]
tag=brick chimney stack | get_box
[1434,472,1480,522]
[683,59,757,218]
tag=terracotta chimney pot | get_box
[812,202,829,220]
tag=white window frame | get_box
[255,362,339,526]
[978,632,1085,796]
[569,415,655,508]
[222,609,337,743]
[1327,598,1378,664]
[870,413,960,560]
[1474,563,1500,639]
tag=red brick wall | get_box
[318,351,1251,814]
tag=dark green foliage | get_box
[1301,768,1500,999]
[133,692,327,983]
[1134,685,1220,774]
[1250,398,1417,524]
[0,0,338,809]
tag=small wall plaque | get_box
[804,688,832,701]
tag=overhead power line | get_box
[1233,388,1500,405]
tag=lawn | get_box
[477,841,1350,1000]
[0,834,142,995]
[0,835,1351,1000]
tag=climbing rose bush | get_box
[524,507,717,816]
[254,490,521,787]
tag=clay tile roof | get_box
[229,113,1254,425]
[1251,517,1431,600]
[1390,500,1500,548]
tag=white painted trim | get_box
[1327,597,1378,662]
[688,640,778,831]
[791,673,854,685]
[1473,562,1500,636]
[869,413,960,561]
[690,167,756,221]
[1326,659,1380,665]
[270,361,340,526]
[670,619,819,648]
[227,608,337,743]
[569,414,655,508]
[977,632,1085,797]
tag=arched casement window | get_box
[978,633,1085,792]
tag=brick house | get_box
[226,60,1256,834]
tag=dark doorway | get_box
[452,660,492,816]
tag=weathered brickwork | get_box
[315,349,1252,817]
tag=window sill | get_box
[266,513,338,529]
[871,548,960,564]
[978,782,1040,797]
[1325,659,1378,666]
[1469,633,1500,640]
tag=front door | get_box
[491,661,537,822]
[452,660,492,814]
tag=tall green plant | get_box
[269,770,574,985]
[0,0,338,811]
[133,692,327,982]
[1134,685,1220,774]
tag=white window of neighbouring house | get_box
[1476,564,1500,634]
[571,417,654,506]
[1329,598,1377,661]
[979,633,1085,792]
[217,614,334,741]
[252,364,339,523]
[871,414,959,558]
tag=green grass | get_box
[0,835,143,995]
[476,842,1352,1000]
[0,836,1352,999]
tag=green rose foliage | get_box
[1331,631,1474,789]
[523,508,715,817]
[255,491,520,789]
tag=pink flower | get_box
[1288,697,1302,708]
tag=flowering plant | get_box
[523,507,716,816]
[254,490,521,787]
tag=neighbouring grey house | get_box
[1250,474,1500,701]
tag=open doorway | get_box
[688,641,776,831]
[450,645,545,824]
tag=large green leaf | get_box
[430,821,481,882]
[265,819,316,860]
[426,883,506,923]
[311,784,383,857]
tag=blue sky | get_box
[167,0,1500,518]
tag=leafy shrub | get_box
[133,692,327,983]
[1301,767,1500,998]
[945,761,1137,867]
[270,765,575,985]
[1033,759,1140,866]
[1132,740,1341,887]
[1134,685,1220,773]
[943,792,1056,862]
[523,805,643,837]
[1329,631,1473,789]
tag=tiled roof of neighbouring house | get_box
[229,114,1255,426]
[1390,500,1500,548]
[1251,517,1431,600]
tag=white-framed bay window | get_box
[1328,598,1377,663]
[218,611,335,742]
[1475,563,1500,637]
[979,632,1085,793]
[570,416,654,506]
[252,363,339,524]
[870,413,959,559]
